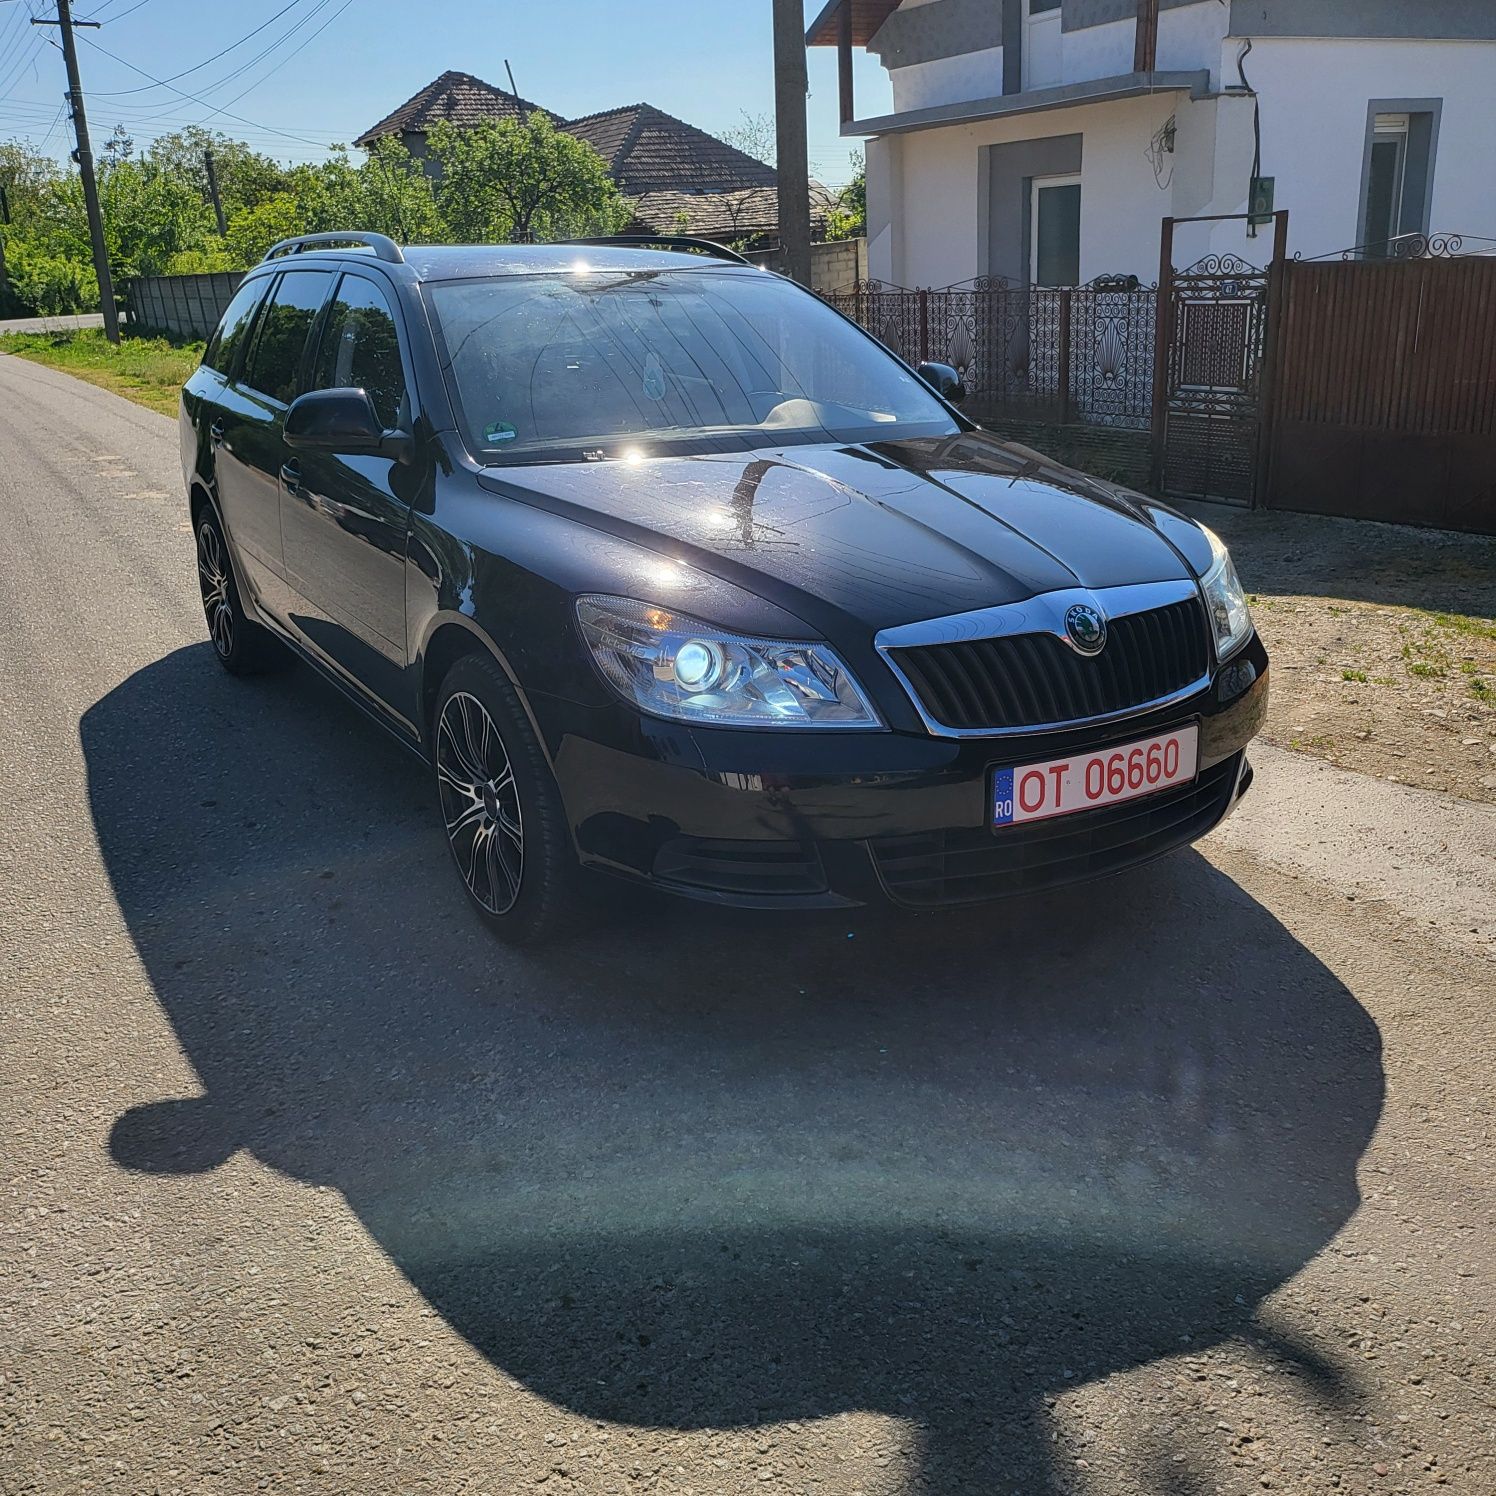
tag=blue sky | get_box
[0,0,890,185]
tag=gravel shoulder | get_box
[1183,504,1496,804]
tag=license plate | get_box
[993,723,1200,828]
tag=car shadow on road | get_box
[85,645,1385,1493]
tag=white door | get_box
[1023,0,1063,91]
[1030,174,1082,286]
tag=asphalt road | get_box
[2,351,1493,1496]
[0,313,107,336]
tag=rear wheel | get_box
[433,652,583,945]
[195,506,286,675]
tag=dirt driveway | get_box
[1179,504,1496,803]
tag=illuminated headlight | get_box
[576,595,883,729]
[1198,526,1253,659]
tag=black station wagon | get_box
[181,231,1268,943]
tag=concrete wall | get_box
[125,273,243,340]
[749,238,869,291]
[883,0,1229,101]
[870,90,1179,286]
[1236,37,1496,259]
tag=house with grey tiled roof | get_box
[564,102,787,239]
[353,70,545,161]
[356,73,819,241]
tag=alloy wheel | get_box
[197,520,234,660]
[436,690,525,915]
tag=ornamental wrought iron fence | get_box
[823,276,1159,431]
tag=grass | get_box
[1471,679,1495,704]
[1342,668,1369,683]
[1426,611,1496,643]
[0,328,202,416]
[1408,661,1445,680]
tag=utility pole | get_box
[203,149,227,236]
[32,0,119,342]
[771,0,811,286]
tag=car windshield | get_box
[427,267,960,462]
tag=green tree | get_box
[823,151,866,241]
[8,251,93,315]
[99,150,218,277]
[145,127,289,218]
[224,191,305,266]
[427,112,630,243]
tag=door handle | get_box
[209,418,225,446]
[279,459,301,495]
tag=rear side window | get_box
[202,277,268,375]
[242,269,333,405]
[310,274,409,430]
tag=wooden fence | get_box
[1264,254,1496,533]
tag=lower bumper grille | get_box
[869,753,1242,910]
[652,836,828,898]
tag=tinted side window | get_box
[202,277,268,375]
[311,275,409,430]
[243,270,332,405]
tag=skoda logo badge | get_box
[1065,603,1107,655]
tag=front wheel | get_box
[432,653,583,945]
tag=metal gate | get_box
[1152,213,1287,505]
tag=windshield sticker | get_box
[484,420,518,444]
[642,352,667,402]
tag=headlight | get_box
[576,595,883,729]
[1198,527,1253,659]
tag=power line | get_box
[85,0,153,21]
[75,15,353,148]
[91,0,313,97]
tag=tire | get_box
[432,652,583,945]
[194,505,287,676]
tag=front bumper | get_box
[531,633,1269,911]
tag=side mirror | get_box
[916,360,967,406]
[285,388,412,462]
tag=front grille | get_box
[888,598,1210,731]
[652,837,827,898]
[869,753,1240,909]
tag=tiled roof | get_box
[564,103,778,197]
[353,70,548,147]
[358,76,828,240]
[629,185,834,241]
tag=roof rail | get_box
[262,231,405,265]
[560,234,751,266]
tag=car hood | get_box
[476,430,1211,635]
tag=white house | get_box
[808,0,1496,288]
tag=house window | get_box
[1023,0,1064,91]
[1364,114,1409,254]
[1030,174,1081,286]
[1358,103,1440,257]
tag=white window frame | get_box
[1030,173,1082,288]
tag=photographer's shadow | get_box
[87,645,1384,1491]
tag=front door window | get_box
[1031,175,1081,287]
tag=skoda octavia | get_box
[181,232,1268,943]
